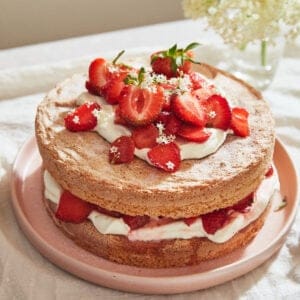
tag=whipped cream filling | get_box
[76,91,227,164]
[44,169,279,243]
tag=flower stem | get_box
[261,40,267,67]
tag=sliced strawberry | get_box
[122,215,150,230]
[184,216,198,226]
[193,86,216,102]
[86,58,107,94]
[64,102,101,132]
[132,124,159,149]
[119,85,164,126]
[230,107,250,137]
[189,71,205,90]
[155,111,171,126]
[177,124,211,143]
[114,105,127,125]
[155,111,182,135]
[101,70,129,105]
[201,209,229,235]
[205,94,231,130]
[109,136,135,164]
[265,165,274,177]
[97,206,122,218]
[55,190,93,223]
[147,142,181,172]
[230,193,254,213]
[171,92,208,127]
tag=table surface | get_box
[0,19,299,299]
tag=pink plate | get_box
[11,137,298,294]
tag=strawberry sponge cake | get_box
[35,43,279,268]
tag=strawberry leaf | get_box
[184,42,201,52]
[168,44,177,56]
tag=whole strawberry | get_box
[151,43,200,78]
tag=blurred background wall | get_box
[0,0,184,49]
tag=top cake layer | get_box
[35,58,275,218]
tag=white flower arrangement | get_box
[182,0,300,49]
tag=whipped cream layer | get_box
[44,169,279,243]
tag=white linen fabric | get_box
[0,20,299,299]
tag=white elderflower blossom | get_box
[182,0,299,48]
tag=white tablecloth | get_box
[0,20,299,299]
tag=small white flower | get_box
[166,161,175,170]
[208,110,217,119]
[110,146,119,154]
[92,108,100,118]
[73,115,80,124]
[156,122,165,135]
[156,133,176,145]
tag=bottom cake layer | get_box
[44,198,270,268]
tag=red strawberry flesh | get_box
[184,217,198,226]
[265,165,274,177]
[230,193,254,213]
[177,124,211,143]
[230,107,250,137]
[55,190,93,223]
[86,58,107,94]
[64,102,101,132]
[132,124,159,149]
[119,85,164,126]
[147,142,181,172]
[109,136,135,164]
[205,94,231,130]
[172,92,207,127]
[201,209,228,234]
[123,215,150,230]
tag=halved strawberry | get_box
[55,190,94,223]
[119,85,164,126]
[122,215,150,230]
[205,94,231,130]
[86,58,107,95]
[184,216,198,226]
[265,165,274,177]
[109,136,135,164]
[64,102,101,132]
[201,209,229,235]
[230,193,254,213]
[132,124,159,149]
[155,111,182,135]
[177,124,211,143]
[171,92,208,127]
[147,142,181,172]
[230,107,250,137]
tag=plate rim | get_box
[10,136,299,294]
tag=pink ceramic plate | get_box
[11,137,298,294]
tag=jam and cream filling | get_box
[44,168,279,243]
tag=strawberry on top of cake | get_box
[64,43,250,173]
